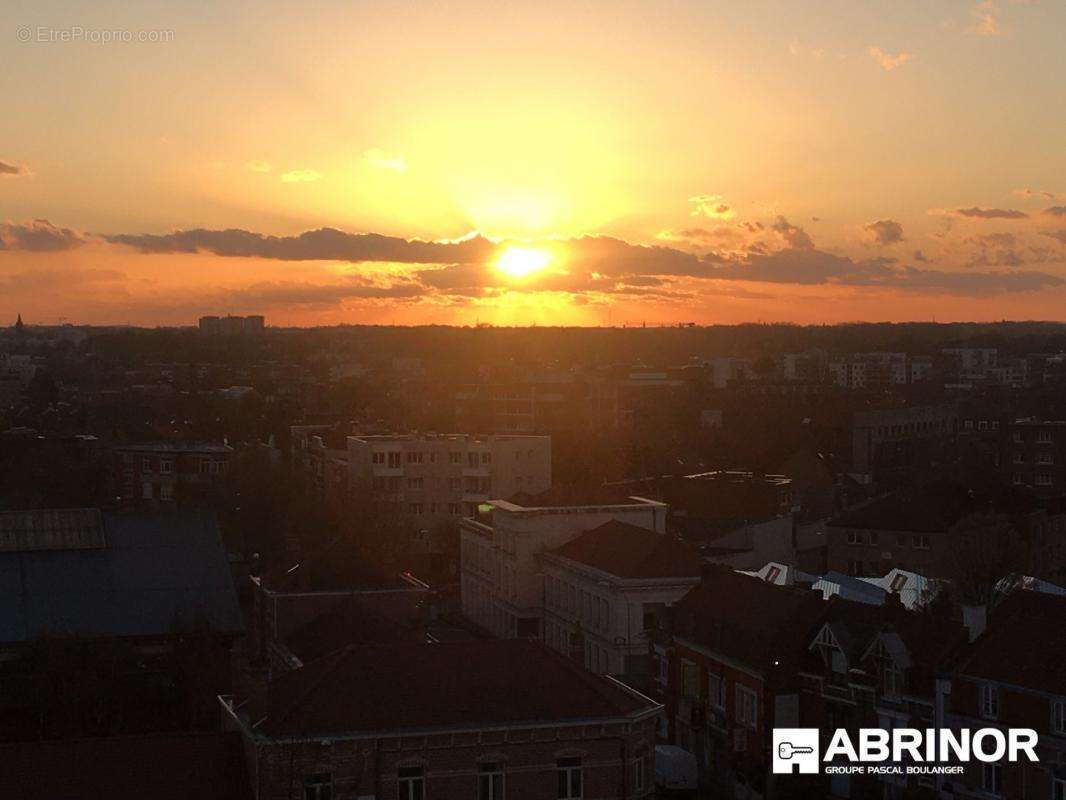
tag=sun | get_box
[495,246,552,278]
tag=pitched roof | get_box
[0,732,251,800]
[956,589,1066,694]
[262,639,655,736]
[548,520,702,580]
[828,484,1042,533]
[0,510,243,644]
[284,591,426,662]
[672,567,827,674]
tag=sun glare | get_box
[495,246,552,278]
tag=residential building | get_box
[1003,418,1066,495]
[221,639,660,800]
[461,490,667,639]
[348,432,552,522]
[113,442,233,504]
[542,520,702,677]
[850,402,957,476]
[940,589,1066,799]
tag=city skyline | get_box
[3,0,1066,326]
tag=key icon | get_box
[778,742,815,760]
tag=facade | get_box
[1004,418,1066,495]
[221,640,660,800]
[851,402,957,476]
[348,432,552,522]
[940,589,1066,799]
[541,520,702,677]
[460,492,668,639]
[113,442,233,503]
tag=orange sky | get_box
[2,0,1065,325]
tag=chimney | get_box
[961,604,987,642]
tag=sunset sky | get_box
[3,0,1066,326]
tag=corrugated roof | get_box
[0,510,243,644]
[0,509,105,552]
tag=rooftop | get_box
[547,520,701,580]
[0,508,105,552]
[114,442,233,454]
[260,639,656,736]
[0,510,243,644]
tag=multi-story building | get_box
[221,639,660,800]
[850,402,957,476]
[460,490,667,639]
[198,315,265,335]
[113,442,233,503]
[1004,418,1066,495]
[940,588,1066,799]
[541,520,701,677]
[656,568,827,795]
[348,432,552,522]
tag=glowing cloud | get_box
[494,246,552,278]
[280,169,321,183]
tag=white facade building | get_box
[460,493,668,640]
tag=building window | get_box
[372,451,385,465]
[736,685,758,729]
[141,456,153,473]
[478,762,504,800]
[1038,430,1053,444]
[1038,453,1055,465]
[1037,472,1054,486]
[556,757,582,800]
[1012,431,1024,444]
[449,451,462,464]
[847,531,865,545]
[406,451,424,464]
[1012,472,1024,485]
[141,481,153,500]
[981,683,999,720]
[303,773,332,800]
[981,762,1002,796]
[468,452,479,467]
[398,766,424,800]
[199,458,212,475]
[160,459,173,475]
[633,756,644,794]
[407,477,424,489]
[388,452,402,468]
[409,503,424,515]
[448,502,461,515]
[159,483,174,501]
[708,673,724,709]
[481,452,491,464]
[1013,452,1025,464]
[680,660,699,698]
[1053,700,1066,736]
[912,534,931,550]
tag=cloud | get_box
[867,47,913,70]
[952,207,1029,219]
[1015,187,1057,200]
[0,161,22,177]
[363,149,407,172]
[689,194,736,220]
[1044,206,1066,217]
[969,1,1002,35]
[280,169,321,183]
[709,247,1062,294]
[246,160,272,173]
[105,227,497,264]
[1041,229,1066,245]
[771,216,815,249]
[913,249,929,262]
[0,220,86,251]
[865,219,905,245]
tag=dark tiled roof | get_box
[262,639,654,736]
[828,484,1041,533]
[506,485,651,507]
[0,732,251,800]
[284,591,426,662]
[548,520,701,580]
[672,567,826,674]
[0,510,243,644]
[0,508,104,552]
[956,589,1066,694]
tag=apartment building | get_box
[113,442,233,503]
[541,520,701,677]
[460,490,667,639]
[851,402,957,476]
[1004,418,1066,495]
[940,589,1066,799]
[348,433,551,522]
[221,640,659,800]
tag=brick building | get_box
[113,442,233,504]
[221,639,660,800]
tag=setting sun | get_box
[494,246,553,279]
